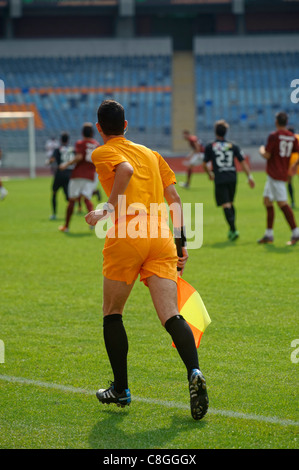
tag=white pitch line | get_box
[0,374,298,428]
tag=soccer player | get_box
[287,127,299,208]
[48,132,74,220]
[258,112,299,246]
[202,120,255,241]
[85,100,209,421]
[0,147,8,200]
[179,130,204,189]
[45,136,59,175]
[58,123,100,233]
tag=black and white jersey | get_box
[53,145,75,170]
[204,139,244,184]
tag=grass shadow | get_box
[64,232,94,238]
[88,408,207,449]
[263,244,296,254]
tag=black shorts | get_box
[215,181,236,206]
[52,170,71,193]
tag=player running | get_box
[203,120,255,241]
[85,100,209,421]
[258,112,299,246]
[58,123,100,232]
[48,132,74,220]
[179,130,204,189]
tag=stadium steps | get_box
[172,52,196,153]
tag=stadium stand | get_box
[0,39,172,160]
[1,34,299,170]
[194,35,299,147]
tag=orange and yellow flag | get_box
[172,277,211,349]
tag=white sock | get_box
[292,227,299,237]
[265,229,274,237]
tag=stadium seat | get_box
[1,54,172,151]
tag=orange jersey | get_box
[91,136,176,219]
[91,136,178,285]
[290,134,299,174]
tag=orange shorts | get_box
[102,215,178,286]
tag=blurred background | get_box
[0,0,299,175]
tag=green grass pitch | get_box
[0,171,298,449]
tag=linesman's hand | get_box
[177,246,189,276]
[85,209,108,226]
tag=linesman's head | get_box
[215,119,229,138]
[97,100,127,136]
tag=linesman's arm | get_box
[85,161,133,226]
[164,184,188,275]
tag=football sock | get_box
[223,207,236,232]
[165,315,199,380]
[288,183,295,205]
[84,198,93,213]
[187,168,192,185]
[280,204,297,230]
[65,200,75,227]
[266,205,274,229]
[52,193,57,215]
[103,314,128,393]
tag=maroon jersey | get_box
[187,135,204,152]
[265,129,299,181]
[71,138,100,181]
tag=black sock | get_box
[52,193,57,215]
[103,314,128,393]
[288,183,294,205]
[224,207,236,232]
[165,315,199,380]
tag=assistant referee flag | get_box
[172,277,211,349]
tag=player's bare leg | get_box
[59,196,77,232]
[96,278,135,408]
[147,275,208,420]
[277,200,299,245]
[258,197,274,244]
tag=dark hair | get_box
[82,123,94,138]
[97,100,125,136]
[60,132,69,144]
[215,119,229,138]
[275,112,288,127]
